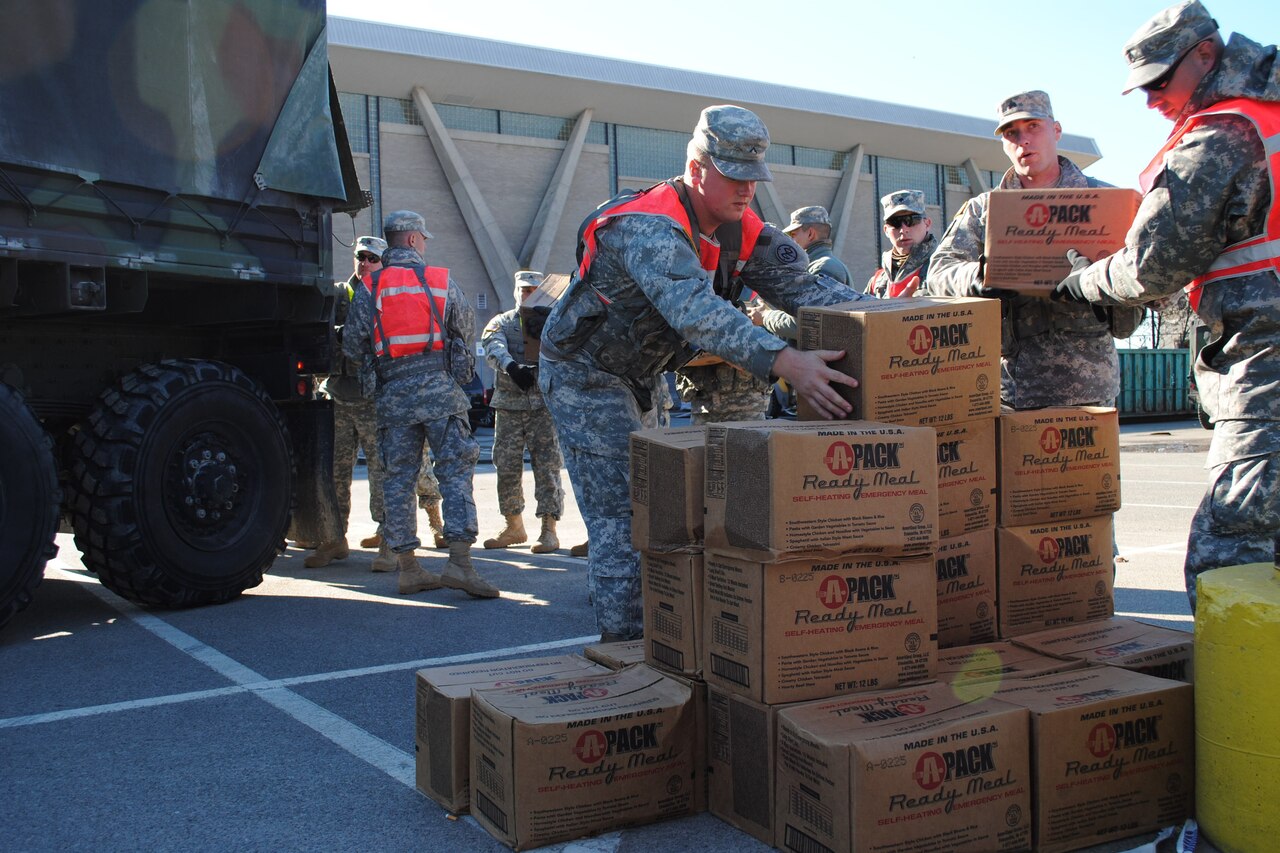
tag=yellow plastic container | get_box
[1195,563,1280,852]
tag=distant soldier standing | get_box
[540,105,867,640]
[1053,0,1280,606]
[925,90,1144,408]
[867,190,937,298]
[781,205,851,285]
[480,270,565,554]
[343,210,499,598]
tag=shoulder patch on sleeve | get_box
[774,242,800,265]
[483,317,503,333]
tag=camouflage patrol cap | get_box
[514,269,543,288]
[691,105,773,182]
[353,235,387,258]
[994,90,1054,135]
[782,206,831,233]
[383,209,433,239]
[1120,1,1219,94]
[880,190,927,222]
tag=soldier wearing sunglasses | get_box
[867,191,936,298]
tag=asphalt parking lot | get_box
[0,417,1211,852]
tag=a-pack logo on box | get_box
[1028,530,1102,580]
[894,320,985,374]
[913,741,999,790]
[799,572,921,633]
[1027,423,1111,470]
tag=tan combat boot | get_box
[397,550,442,594]
[530,516,559,554]
[304,539,349,569]
[482,514,527,549]
[424,501,447,548]
[370,540,396,572]
[359,532,382,548]
[442,541,499,598]
[569,541,589,558]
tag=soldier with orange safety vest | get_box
[538,105,870,641]
[867,191,937,299]
[1053,0,1280,608]
[343,209,499,599]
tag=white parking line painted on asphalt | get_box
[1116,611,1194,623]
[1121,502,1200,510]
[1116,542,1189,556]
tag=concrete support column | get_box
[521,108,594,272]
[755,182,786,228]
[963,158,991,194]
[412,86,520,311]
[830,144,865,259]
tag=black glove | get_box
[506,362,537,391]
[1051,249,1092,303]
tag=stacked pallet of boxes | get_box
[796,296,1003,650]
[995,406,1121,638]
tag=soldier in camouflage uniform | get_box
[1053,0,1280,607]
[480,270,565,553]
[675,357,773,424]
[539,105,869,640]
[924,91,1145,409]
[782,205,851,286]
[866,191,937,298]
[344,210,499,599]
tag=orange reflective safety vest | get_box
[363,265,450,359]
[1139,97,1280,311]
[575,180,765,297]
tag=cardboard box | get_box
[707,686,801,847]
[414,654,610,813]
[582,638,646,670]
[1013,616,1194,683]
[630,426,705,552]
[704,420,938,561]
[641,551,704,677]
[935,528,998,649]
[983,187,1142,293]
[775,681,1033,853]
[519,272,570,363]
[796,296,1000,426]
[648,666,708,813]
[997,516,1115,639]
[703,550,937,705]
[934,641,1087,698]
[992,666,1194,853]
[935,417,997,539]
[469,666,699,850]
[999,406,1121,527]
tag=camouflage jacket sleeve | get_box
[923,195,988,296]
[341,278,374,363]
[761,308,798,341]
[482,308,519,372]
[741,224,868,318]
[445,277,477,351]
[1080,115,1269,305]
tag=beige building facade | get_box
[328,18,1102,382]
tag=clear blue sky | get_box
[327,0,1271,188]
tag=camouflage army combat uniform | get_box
[539,107,868,639]
[867,233,939,299]
[343,248,481,558]
[676,359,773,424]
[1068,17,1280,606]
[481,305,564,528]
[925,156,1144,408]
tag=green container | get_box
[1116,348,1192,417]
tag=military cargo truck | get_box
[0,1,364,627]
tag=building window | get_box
[614,125,687,180]
[765,143,795,166]
[432,103,495,132]
[477,293,487,310]
[586,122,608,145]
[379,96,423,127]
[498,110,574,141]
[794,147,847,171]
[945,165,970,188]
[338,92,369,154]
[876,157,941,206]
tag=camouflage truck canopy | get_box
[0,0,358,206]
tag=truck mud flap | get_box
[281,400,342,545]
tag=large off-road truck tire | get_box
[0,383,60,629]
[68,360,292,608]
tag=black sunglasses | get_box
[1141,43,1200,93]
[356,253,381,263]
[886,214,923,229]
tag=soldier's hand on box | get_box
[771,347,855,420]
[1051,249,1092,303]
[507,362,537,390]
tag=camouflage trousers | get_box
[378,414,479,553]
[333,399,384,535]
[334,401,440,536]
[540,357,645,639]
[1185,448,1280,610]
[492,407,564,518]
[677,365,770,425]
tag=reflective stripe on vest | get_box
[576,181,765,282]
[1138,97,1280,311]
[364,266,450,358]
